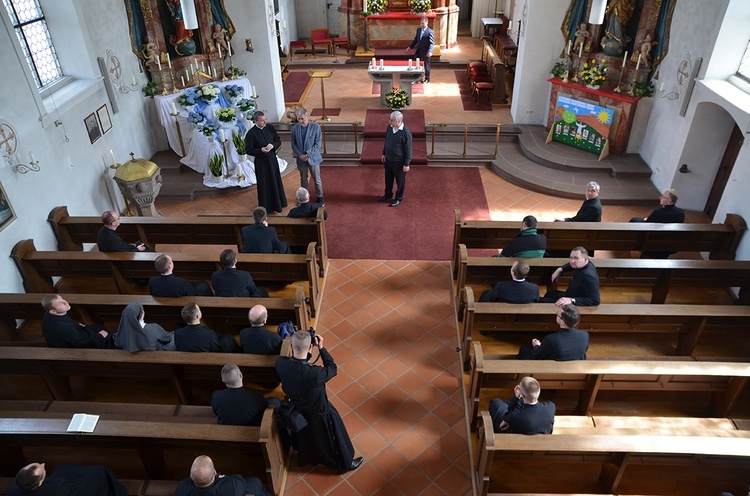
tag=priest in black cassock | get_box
[245,111,287,213]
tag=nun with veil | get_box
[114,302,176,352]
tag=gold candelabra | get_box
[169,68,178,93]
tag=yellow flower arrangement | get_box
[579,58,608,87]
[385,87,410,109]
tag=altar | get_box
[367,60,424,106]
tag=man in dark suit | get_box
[488,376,555,434]
[148,254,213,297]
[211,363,280,426]
[517,304,589,360]
[41,294,114,349]
[288,187,327,219]
[96,210,149,252]
[241,207,291,254]
[211,249,267,297]
[175,455,271,496]
[174,302,239,353]
[496,215,546,258]
[479,260,539,303]
[7,462,126,496]
[407,16,434,83]
[540,247,600,306]
[240,305,283,355]
[555,182,602,222]
[630,189,685,258]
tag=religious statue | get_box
[572,23,589,53]
[637,34,658,67]
[166,0,197,56]
[600,0,635,56]
[212,24,229,57]
[141,35,159,67]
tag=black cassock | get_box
[276,348,355,473]
[245,124,287,213]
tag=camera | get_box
[308,327,317,345]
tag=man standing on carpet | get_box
[245,111,287,214]
[378,111,412,207]
[407,16,434,83]
[291,107,324,205]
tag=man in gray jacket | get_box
[291,107,324,205]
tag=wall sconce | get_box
[656,81,679,100]
[245,38,254,52]
[0,120,40,173]
[3,151,41,174]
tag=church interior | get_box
[1,0,750,495]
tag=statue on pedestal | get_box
[600,0,635,56]
[141,35,159,67]
[166,0,197,56]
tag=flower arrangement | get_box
[409,0,431,13]
[550,61,567,78]
[236,98,256,112]
[224,84,243,100]
[228,66,247,78]
[579,59,607,87]
[385,87,410,109]
[187,110,207,125]
[208,153,224,177]
[216,107,237,123]
[367,0,387,14]
[197,83,221,102]
[630,80,655,97]
[201,122,219,138]
[178,88,200,108]
[232,131,246,155]
[142,81,159,98]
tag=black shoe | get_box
[389,200,401,207]
[424,78,430,83]
[349,457,364,471]
[377,196,393,202]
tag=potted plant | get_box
[178,88,200,110]
[385,87,410,110]
[630,80,655,97]
[142,81,159,98]
[579,58,607,89]
[201,122,219,140]
[236,98,256,120]
[367,0,387,14]
[232,131,247,161]
[216,107,237,128]
[410,0,431,14]
[196,83,221,103]
[208,153,224,177]
[187,110,207,126]
[550,61,567,79]
[223,84,244,105]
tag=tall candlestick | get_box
[181,76,185,87]
[110,149,116,166]
[566,40,571,55]
[622,51,628,67]
[635,53,641,70]
[218,44,222,58]
[171,102,177,114]
[166,53,171,69]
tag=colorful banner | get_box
[550,95,614,155]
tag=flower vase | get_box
[586,84,601,90]
[219,119,236,129]
[238,154,248,162]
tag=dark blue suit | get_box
[211,267,267,297]
[241,222,291,254]
[408,25,434,81]
[479,279,539,303]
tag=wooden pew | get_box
[460,288,750,365]
[475,411,750,496]
[0,289,309,344]
[0,406,286,495]
[48,205,328,276]
[452,209,748,274]
[456,244,750,307]
[0,345,290,405]
[467,342,750,429]
[11,238,321,317]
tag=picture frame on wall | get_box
[84,112,101,144]
[0,182,17,233]
[97,104,112,134]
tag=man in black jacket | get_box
[148,254,213,297]
[7,462,127,496]
[211,249,267,297]
[175,455,271,496]
[496,215,546,258]
[211,363,280,426]
[556,182,602,222]
[377,110,412,207]
[479,260,539,303]
[517,304,589,360]
[96,210,149,252]
[241,207,291,254]
[630,189,685,258]
[240,305,283,355]
[174,303,239,353]
[540,246,600,306]
[488,376,555,434]
[41,294,114,349]
[288,187,327,219]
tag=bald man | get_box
[239,305,283,355]
[7,462,125,496]
[175,455,271,496]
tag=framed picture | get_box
[97,104,112,134]
[84,112,101,144]
[0,182,17,233]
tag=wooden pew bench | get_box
[475,411,750,496]
[467,342,750,429]
[0,406,286,495]
[48,205,328,276]
[0,289,309,344]
[11,239,321,317]
[455,244,750,307]
[460,289,750,365]
[452,209,747,275]
[0,345,290,405]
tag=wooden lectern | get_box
[308,70,333,121]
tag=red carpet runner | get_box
[319,166,491,260]
[283,72,313,106]
[360,109,428,165]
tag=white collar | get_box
[392,123,404,133]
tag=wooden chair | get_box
[289,39,307,60]
[331,36,350,56]
[310,28,333,57]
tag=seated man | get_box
[241,207,291,254]
[495,215,545,258]
[211,249,268,298]
[96,210,149,252]
[555,182,602,222]
[7,462,126,496]
[539,246,600,306]
[517,304,589,360]
[630,188,685,258]
[488,376,555,434]
[288,187,327,219]
[174,302,240,353]
[211,363,280,426]
[148,254,213,297]
[175,455,271,496]
[479,260,539,303]
[41,294,114,349]
[240,305,283,355]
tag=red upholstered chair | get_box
[289,40,308,60]
[331,36,350,56]
[310,28,333,58]
[474,82,494,106]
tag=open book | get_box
[67,413,99,433]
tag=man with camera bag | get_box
[275,329,364,474]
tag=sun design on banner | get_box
[597,110,612,124]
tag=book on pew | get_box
[67,413,99,432]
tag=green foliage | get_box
[385,87,410,109]
[208,153,224,177]
[228,66,247,78]
[631,80,655,97]
[580,59,608,86]
[410,0,431,13]
[142,81,159,98]
[368,0,387,13]
[231,131,246,154]
[550,61,567,78]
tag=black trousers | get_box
[384,162,407,200]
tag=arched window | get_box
[2,0,63,88]
[738,38,750,83]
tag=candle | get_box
[252,85,256,97]
[371,57,376,66]
[636,53,641,70]
[171,102,177,114]
[219,129,225,141]
[364,0,367,11]
[167,53,171,69]
[202,62,206,73]
[181,76,185,87]
[622,51,628,67]
[380,58,384,68]
[659,82,665,92]
[156,55,161,71]
[228,43,232,56]
[213,67,217,78]
[29,152,36,163]
[578,43,582,58]
[131,75,136,86]
[408,59,412,68]
[218,43,222,58]
[110,149,116,166]
[566,40,571,55]
[282,20,287,30]
[416,57,420,66]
